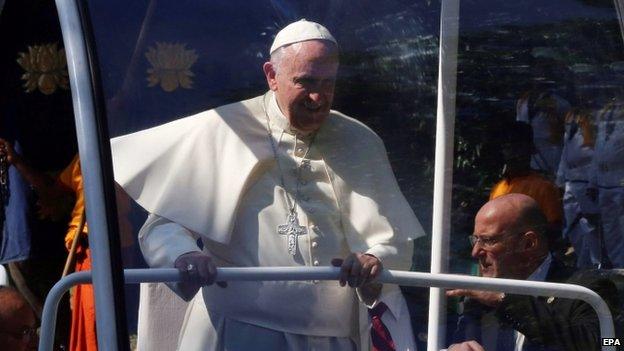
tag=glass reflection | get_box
[86,1,440,349]
[448,1,624,350]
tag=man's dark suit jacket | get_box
[449,260,620,351]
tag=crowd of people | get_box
[513,88,624,270]
[0,143,98,350]
[1,17,623,351]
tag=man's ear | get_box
[263,62,278,91]
[522,230,539,251]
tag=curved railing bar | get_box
[55,0,129,348]
[39,268,616,351]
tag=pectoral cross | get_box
[277,212,307,255]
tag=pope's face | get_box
[264,40,339,132]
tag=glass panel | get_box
[85,1,439,348]
[448,0,624,349]
[4,0,623,349]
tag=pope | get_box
[112,19,424,350]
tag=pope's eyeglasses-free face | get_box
[264,40,339,133]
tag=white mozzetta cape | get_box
[111,92,423,267]
[111,92,424,341]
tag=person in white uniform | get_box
[589,101,624,268]
[555,108,600,268]
[111,19,424,350]
[516,90,571,178]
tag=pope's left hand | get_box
[331,252,382,287]
[446,289,504,307]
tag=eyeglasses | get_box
[0,326,38,341]
[468,231,522,248]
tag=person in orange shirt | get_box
[489,122,563,234]
[0,139,97,351]
[56,155,98,351]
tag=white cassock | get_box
[556,118,599,268]
[590,102,624,268]
[111,91,425,350]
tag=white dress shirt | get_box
[359,286,417,351]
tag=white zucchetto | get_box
[270,19,337,54]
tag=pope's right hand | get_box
[174,252,224,300]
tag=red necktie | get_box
[369,302,396,351]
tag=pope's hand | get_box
[174,252,224,300]
[446,289,504,308]
[331,252,382,287]
[448,340,485,351]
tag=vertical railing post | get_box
[428,0,460,350]
[54,1,128,350]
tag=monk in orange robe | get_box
[58,155,97,351]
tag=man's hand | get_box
[331,252,382,287]
[174,252,224,300]
[448,340,485,351]
[446,289,504,308]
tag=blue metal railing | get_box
[38,267,616,351]
[55,0,128,348]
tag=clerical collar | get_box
[268,92,315,139]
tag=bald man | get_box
[446,194,617,351]
[0,286,38,351]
